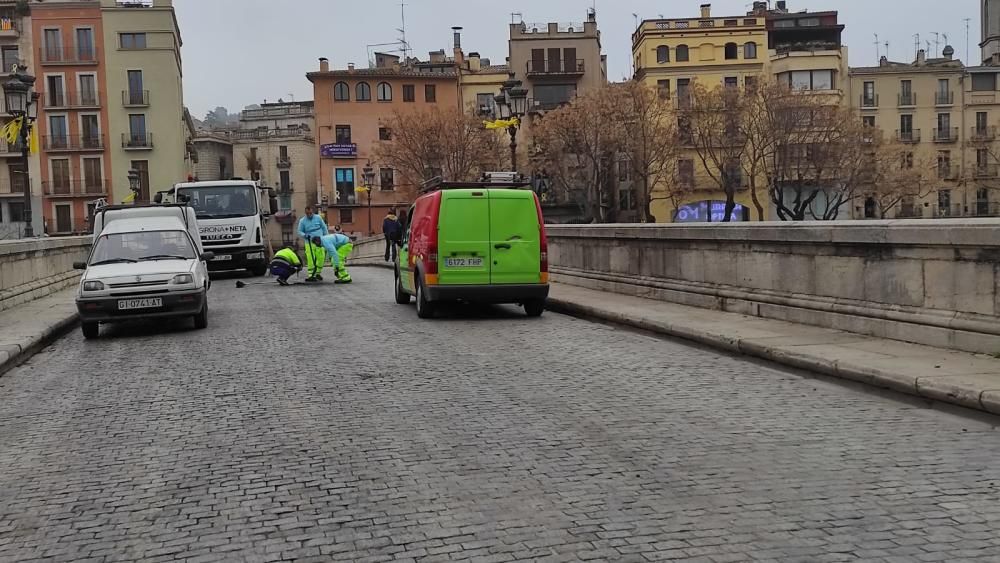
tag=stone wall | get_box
[0,237,91,312]
[547,220,1000,354]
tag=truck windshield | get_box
[177,186,257,219]
[90,230,196,265]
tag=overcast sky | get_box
[175,0,980,119]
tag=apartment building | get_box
[306,55,460,235]
[848,50,971,218]
[0,0,40,238]
[230,101,316,248]
[459,52,507,116]
[189,131,232,181]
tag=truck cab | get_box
[159,180,277,275]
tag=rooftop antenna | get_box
[965,18,972,64]
[885,40,890,60]
[632,12,639,30]
[397,2,411,60]
[874,33,880,60]
[913,33,920,59]
[931,32,940,55]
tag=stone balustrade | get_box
[0,237,91,312]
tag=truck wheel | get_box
[194,299,209,329]
[250,265,268,277]
[394,271,410,304]
[415,278,435,319]
[81,322,99,339]
[524,299,545,318]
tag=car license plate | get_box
[211,254,232,262]
[118,298,163,310]
[445,257,483,268]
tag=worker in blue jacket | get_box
[297,205,328,281]
[320,232,354,284]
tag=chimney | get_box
[348,62,355,71]
[587,7,596,22]
[452,26,462,49]
[916,48,926,65]
[751,1,767,14]
[879,55,888,67]
[452,26,464,67]
[943,45,955,60]
[468,51,481,72]
[319,57,329,72]
[700,3,711,18]
[776,0,787,11]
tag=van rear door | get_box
[488,189,541,285]
[437,190,491,286]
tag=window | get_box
[76,28,94,61]
[724,43,738,60]
[335,167,355,204]
[657,80,670,99]
[900,114,913,133]
[126,70,143,104]
[377,82,392,101]
[80,74,97,106]
[335,125,351,144]
[774,19,795,28]
[424,84,436,102]
[677,78,692,108]
[402,84,415,102]
[334,81,350,101]
[798,17,820,26]
[533,84,577,106]
[8,164,24,193]
[278,194,292,211]
[379,167,394,190]
[862,115,875,128]
[724,77,738,88]
[901,152,914,169]
[54,204,71,233]
[83,157,102,192]
[1,46,18,73]
[131,160,149,200]
[977,111,989,132]
[783,70,834,91]
[619,189,636,211]
[863,81,875,105]
[678,159,695,186]
[972,72,997,91]
[656,45,669,63]
[51,159,70,192]
[937,113,951,132]
[279,170,291,192]
[676,44,689,62]
[44,29,62,62]
[48,115,68,147]
[744,42,757,59]
[547,48,562,72]
[745,75,757,91]
[618,159,629,182]
[564,47,577,72]
[8,201,24,222]
[938,189,952,214]
[476,93,495,115]
[120,33,147,49]
[378,126,391,141]
[81,114,100,147]
[46,75,65,107]
[128,114,146,145]
[978,148,989,167]
[356,82,371,101]
[339,208,354,224]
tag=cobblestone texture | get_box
[1,268,999,562]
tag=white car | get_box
[74,206,212,339]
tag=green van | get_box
[394,182,550,319]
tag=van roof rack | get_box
[419,173,532,193]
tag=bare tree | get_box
[686,83,748,222]
[244,150,262,182]
[863,135,936,218]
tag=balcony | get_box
[860,94,878,109]
[0,177,26,195]
[122,133,153,150]
[0,138,24,156]
[40,91,102,109]
[932,204,962,218]
[44,218,91,236]
[935,91,954,106]
[895,129,920,143]
[975,164,1000,178]
[895,205,924,219]
[936,164,960,180]
[39,46,99,66]
[971,201,1000,217]
[43,134,105,152]
[898,92,916,107]
[0,16,20,37]
[42,179,109,197]
[526,59,585,77]
[122,90,150,107]
[971,126,996,142]
[277,157,291,169]
[527,98,572,113]
[932,127,959,143]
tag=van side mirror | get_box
[73,261,87,270]
[200,252,215,261]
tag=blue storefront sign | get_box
[320,143,358,158]
[675,200,748,223]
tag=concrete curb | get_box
[546,296,1000,417]
[0,311,78,378]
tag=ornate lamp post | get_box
[3,67,38,237]
[493,74,528,172]
[127,169,140,204]
[359,160,376,235]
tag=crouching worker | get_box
[269,247,302,286]
[321,232,354,284]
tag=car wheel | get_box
[394,271,411,304]
[194,299,209,329]
[415,277,435,319]
[81,321,99,339]
[250,265,268,277]
[524,299,545,318]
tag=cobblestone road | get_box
[1,267,1000,562]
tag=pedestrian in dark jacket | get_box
[383,210,402,262]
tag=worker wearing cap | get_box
[320,232,354,284]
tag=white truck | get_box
[155,180,277,276]
[74,204,213,339]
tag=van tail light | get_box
[534,193,549,283]
[426,242,439,277]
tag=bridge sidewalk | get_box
[547,283,1000,416]
[0,288,77,377]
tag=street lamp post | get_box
[494,74,529,172]
[361,161,375,235]
[127,169,140,204]
[3,67,38,237]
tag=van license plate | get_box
[211,254,232,262]
[118,298,163,310]
[445,257,483,268]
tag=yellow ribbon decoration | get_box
[0,117,38,154]
[484,118,520,130]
